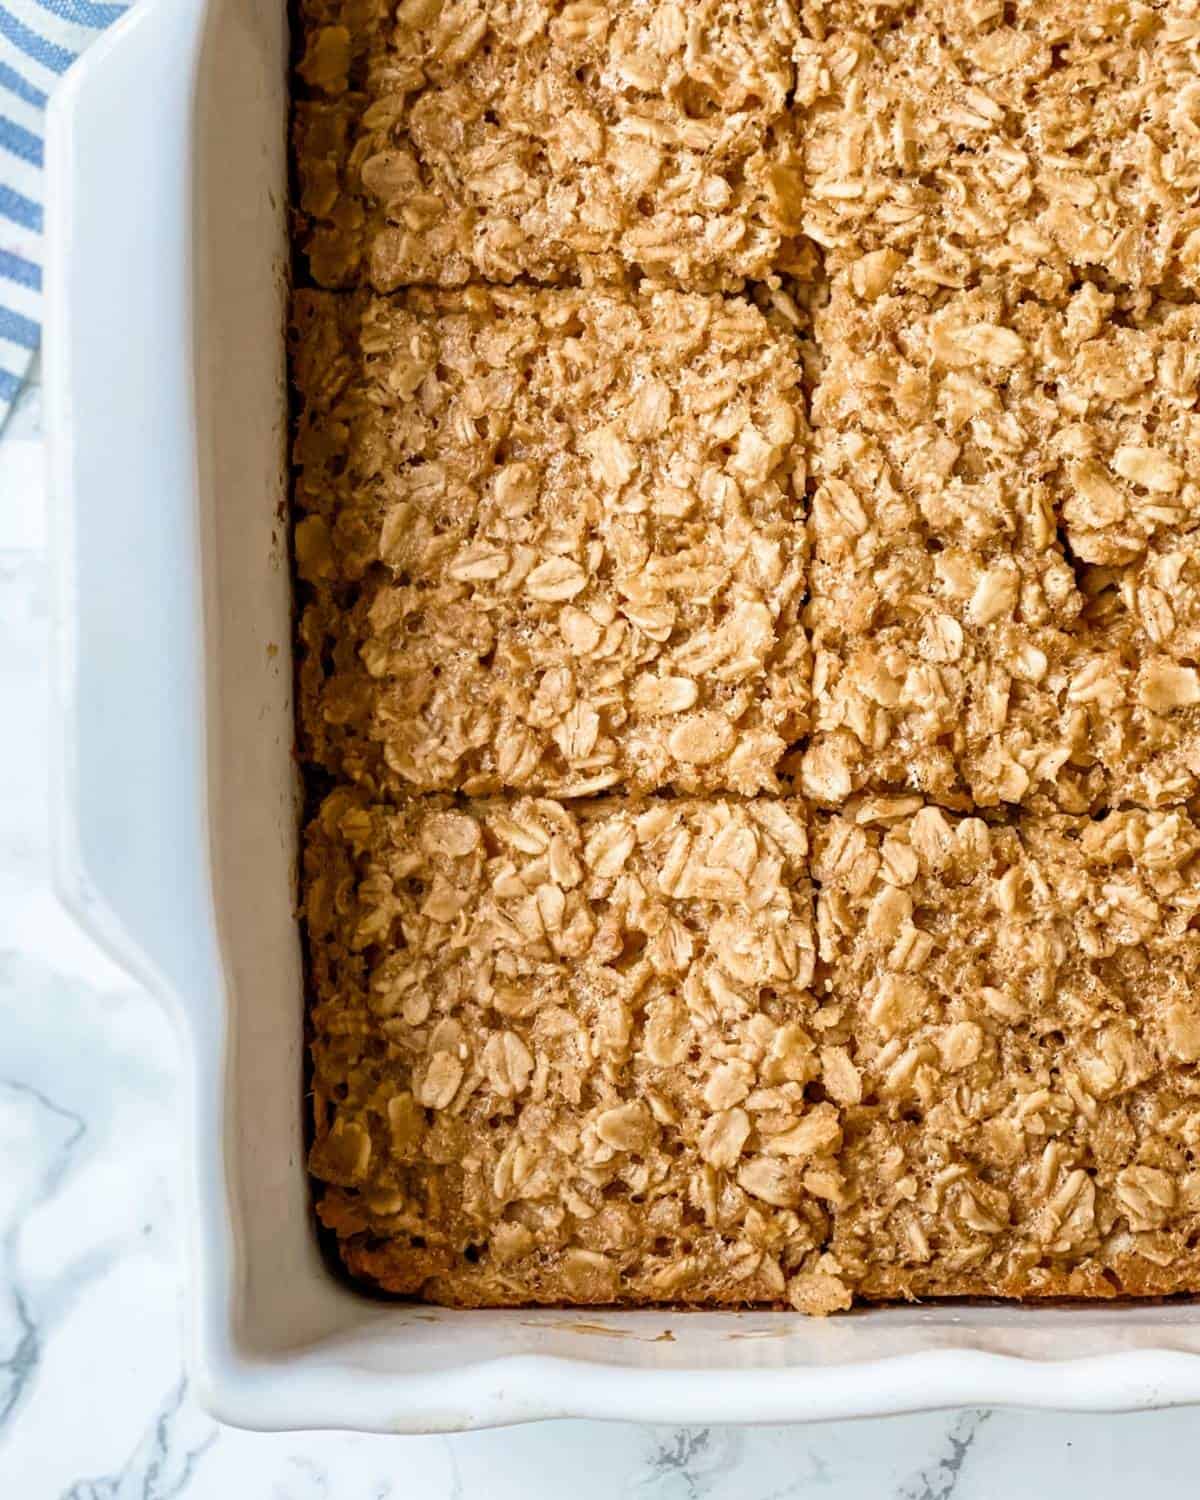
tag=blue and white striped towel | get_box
[0,0,127,429]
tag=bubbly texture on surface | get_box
[291,284,810,798]
[292,0,1200,1310]
[293,0,808,290]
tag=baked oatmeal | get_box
[795,0,1200,295]
[306,790,848,1309]
[802,275,1200,812]
[813,800,1200,1301]
[292,0,1200,1312]
[293,0,807,290]
[291,283,810,798]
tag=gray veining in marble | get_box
[6,384,1200,1495]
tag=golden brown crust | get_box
[853,1258,1200,1306]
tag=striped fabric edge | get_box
[0,0,128,429]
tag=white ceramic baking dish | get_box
[43,0,1200,1434]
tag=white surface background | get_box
[3,383,1200,1494]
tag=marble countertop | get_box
[3,383,1200,1496]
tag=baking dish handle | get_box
[45,0,218,1013]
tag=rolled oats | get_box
[814,801,1200,1301]
[795,0,1200,295]
[293,0,807,290]
[295,0,1200,1316]
[802,275,1200,812]
[291,284,810,799]
[306,792,839,1305]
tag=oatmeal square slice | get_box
[812,799,1200,1303]
[290,284,810,798]
[801,275,1200,811]
[305,790,848,1309]
[795,0,1200,295]
[292,0,807,290]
